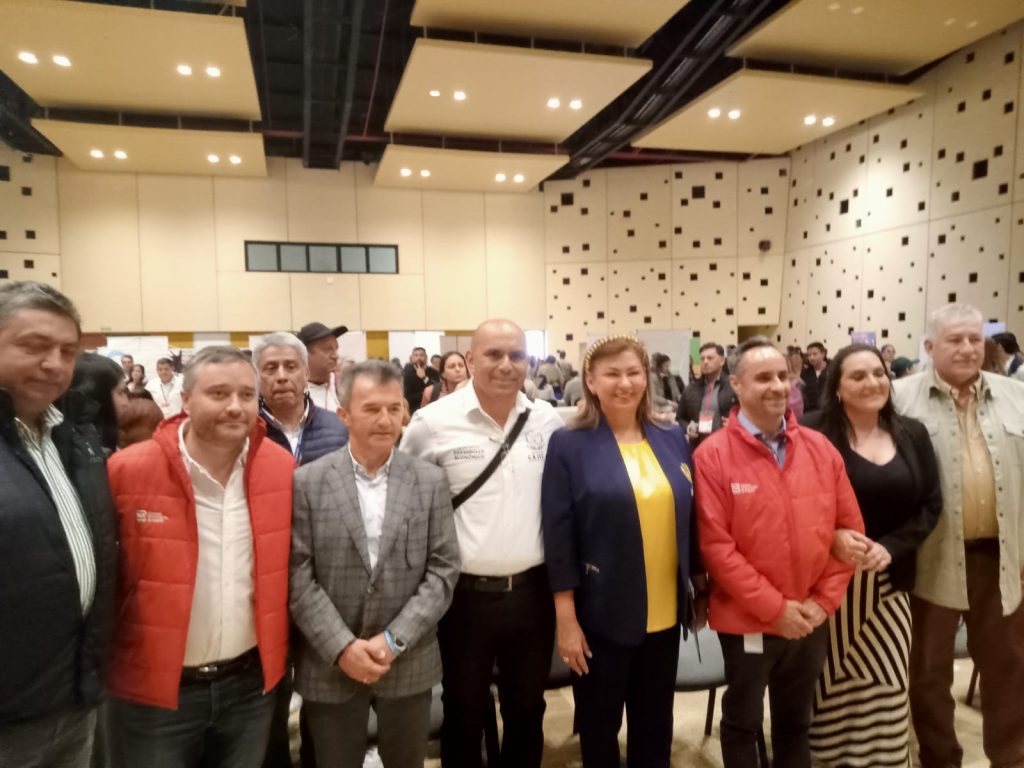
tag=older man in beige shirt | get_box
[893,303,1024,768]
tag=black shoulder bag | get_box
[451,409,531,509]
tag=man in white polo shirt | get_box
[145,356,184,418]
[401,319,563,768]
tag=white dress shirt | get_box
[306,375,340,413]
[146,374,184,419]
[401,382,563,576]
[350,447,394,571]
[178,422,257,665]
[16,406,96,613]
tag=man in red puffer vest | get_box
[695,337,863,768]
[105,346,293,768]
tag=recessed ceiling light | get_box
[513,174,525,183]
[18,52,38,65]
[827,2,840,9]
[943,17,956,26]
[569,99,582,110]
[804,114,817,126]
[207,154,220,164]
[708,107,721,119]
[229,155,242,165]
[966,20,978,29]
[727,109,741,120]
[428,89,441,97]
[113,150,127,160]
[495,173,507,182]
[400,168,412,177]
[547,97,561,109]
[52,55,71,68]
[206,66,221,77]
[89,149,104,159]
[453,90,466,101]
[822,116,836,127]
[851,6,864,14]
[177,64,192,76]
[420,169,431,178]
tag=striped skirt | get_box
[808,570,912,767]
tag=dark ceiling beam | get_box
[331,0,365,168]
[300,0,314,165]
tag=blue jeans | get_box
[107,663,276,768]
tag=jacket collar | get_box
[0,388,97,431]
[153,412,267,469]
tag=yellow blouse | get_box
[618,440,678,633]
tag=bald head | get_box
[467,319,528,400]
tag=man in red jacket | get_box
[106,346,293,768]
[694,337,863,768]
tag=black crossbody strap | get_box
[451,409,531,510]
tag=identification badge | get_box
[698,410,715,434]
[743,633,764,654]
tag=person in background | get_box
[543,334,704,766]
[0,282,118,768]
[71,352,129,456]
[127,363,148,396]
[893,304,1024,768]
[651,353,682,405]
[537,355,565,392]
[983,338,1005,374]
[105,346,293,768]
[677,342,736,448]
[890,357,917,379]
[290,360,460,767]
[785,346,806,420]
[421,351,469,408]
[800,344,942,767]
[991,332,1024,380]
[562,371,584,407]
[695,337,863,768]
[297,322,347,413]
[556,350,574,383]
[430,354,442,373]
[145,356,184,419]
[401,319,564,768]
[535,374,557,405]
[120,353,134,377]
[403,347,439,417]
[118,397,164,448]
[880,343,897,377]
[801,341,829,413]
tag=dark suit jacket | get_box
[542,419,699,647]
[289,448,460,703]
[676,375,738,448]
[799,411,942,591]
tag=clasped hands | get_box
[832,528,892,572]
[337,634,396,685]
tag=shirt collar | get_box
[736,408,787,441]
[349,444,393,481]
[931,369,986,401]
[465,379,530,420]
[260,396,311,433]
[178,419,249,472]
[15,404,63,443]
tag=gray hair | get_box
[0,281,81,334]
[337,359,402,408]
[926,303,983,340]
[182,346,257,391]
[728,336,777,376]
[252,332,308,369]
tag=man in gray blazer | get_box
[290,359,460,767]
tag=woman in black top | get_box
[800,343,942,767]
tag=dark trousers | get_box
[572,625,680,768]
[910,544,1024,768]
[0,706,96,768]
[719,626,829,768]
[107,663,276,768]
[303,691,431,768]
[437,571,555,768]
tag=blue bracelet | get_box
[384,629,399,655]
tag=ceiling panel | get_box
[729,0,1024,75]
[383,39,651,143]
[375,145,568,192]
[634,69,924,155]
[32,119,267,177]
[0,0,260,119]
[410,0,689,48]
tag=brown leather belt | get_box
[181,647,261,683]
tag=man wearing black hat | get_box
[297,322,347,413]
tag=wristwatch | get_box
[384,629,406,655]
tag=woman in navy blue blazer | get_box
[542,334,707,768]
